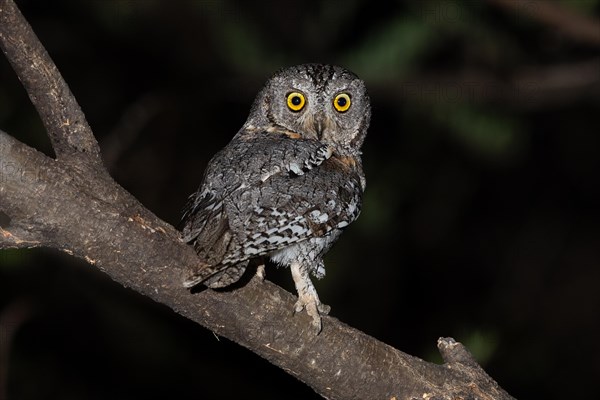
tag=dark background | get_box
[1,0,599,399]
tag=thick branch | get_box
[0,0,104,168]
[0,130,515,399]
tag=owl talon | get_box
[293,299,305,314]
[318,303,331,315]
[293,296,328,315]
[294,296,323,333]
[254,263,266,282]
[290,261,328,333]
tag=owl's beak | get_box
[313,111,327,139]
[315,121,324,139]
[302,110,334,140]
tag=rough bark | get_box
[0,1,515,399]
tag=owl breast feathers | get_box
[182,64,370,332]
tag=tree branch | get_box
[0,127,516,399]
[0,0,104,169]
[0,1,515,398]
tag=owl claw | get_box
[290,261,330,334]
[293,296,329,315]
[319,303,331,315]
[294,295,325,333]
[254,263,266,281]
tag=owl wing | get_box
[222,155,363,264]
[182,131,341,263]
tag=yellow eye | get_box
[286,92,306,111]
[333,93,351,112]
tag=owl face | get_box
[246,64,371,154]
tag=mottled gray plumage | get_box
[182,64,370,332]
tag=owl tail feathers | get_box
[182,264,214,288]
[183,261,249,289]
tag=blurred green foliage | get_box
[346,17,433,79]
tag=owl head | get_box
[244,64,371,155]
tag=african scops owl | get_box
[182,64,370,332]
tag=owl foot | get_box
[255,263,266,281]
[293,298,330,315]
[293,295,331,333]
[290,261,330,334]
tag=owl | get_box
[182,64,370,332]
